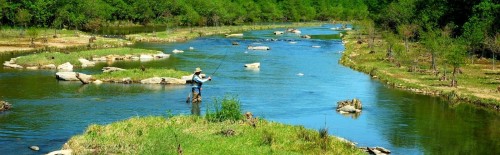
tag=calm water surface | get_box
[0,25,498,154]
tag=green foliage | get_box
[445,39,467,68]
[26,28,39,39]
[0,0,369,28]
[94,68,190,81]
[15,8,31,27]
[205,95,243,122]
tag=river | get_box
[0,25,498,154]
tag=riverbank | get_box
[0,23,324,54]
[340,32,500,111]
[0,28,132,54]
[60,115,364,154]
[126,22,324,42]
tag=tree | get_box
[361,19,376,53]
[15,8,32,29]
[383,31,403,64]
[27,28,39,47]
[485,33,500,70]
[398,24,418,53]
[421,28,440,71]
[444,39,467,87]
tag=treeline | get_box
[359,0,499,87]
[0,0,368,30]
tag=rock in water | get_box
[0,101,12,111]
[172,49,184,54]
[336,98,363,113]
[247,46,270,50]
[55,72,79,81]
[244,62,260,69]
[29,146,39,151]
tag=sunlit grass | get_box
[93,68,190,81]
[65,115,364,154]
[14,48,159,67]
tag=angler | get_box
[190,67,211,103]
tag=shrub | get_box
[205,95,243,122]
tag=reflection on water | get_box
[0,24,498,155]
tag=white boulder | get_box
[57,62,73,71]
[172,49,184,54]
[3,61,23,69]
[247,46,270,50]
[245,62,260,69]
[225,33,243,37]
[26,66,39,70]
[154,53,170,59]
[140,54,154,61]
[55,72,79,81]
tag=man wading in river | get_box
[190,67,211,103]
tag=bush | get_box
[205,95,243,122]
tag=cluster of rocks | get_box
[360,147,391,155]
[3,52,169,70]
[0,100,12,112]
[336,98,363,114]
[56,66,188,85]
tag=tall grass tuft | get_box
[205,95,243,122]
[261,130,274,146]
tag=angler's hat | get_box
[194,67,202,73]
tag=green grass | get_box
[93,68,190,81]
[340,31,500,109]
[0,27,83,39]
[14,48,159,67]
[64,115,364,154]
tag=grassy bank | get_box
[64,115,363,154]
[0,28,131,53]
[126,22,325,42]
[13,48,159,67]
[340,32,500,111]
[94,68,190,82]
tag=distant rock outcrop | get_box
[0,100,12,112]
[336,98,362,113]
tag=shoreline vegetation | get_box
[0,22,324,54]
[58,95,366,154]
[12,47,161,68]
[340,31,500,111]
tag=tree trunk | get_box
[431,52,436,71]
[451,67,458,87]
[493,52,496,70]
[404,37,409,53]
